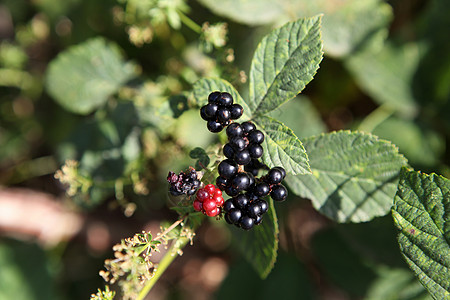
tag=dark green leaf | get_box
[216,253,314,299]
[230,198,279,279]
[392,168,450,299]
[286,131,407,222]
[312,226,378,296]
[0,240,56,300]
[248,15,323,116]
[313,222,432,299]
[189,147,210,170]
[46,37,138,115]
[254,115,310,175]
[192,78,251,120]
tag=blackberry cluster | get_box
[198,91,289,230]
[167,169,200,196]
[215,121,288,230]
[223,193,268,230]
[221,166,287,230]
[193,184,224,217]
[200,91,243,133]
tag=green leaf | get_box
[192,78,251,120]
[268,95,326,139]
[285,131,407,223]
[248,15,323,116]
[392,168,450,299]
[46,37,138,115]
[345,42,420,117]
[253,115,310,175]
[230,198,279,279]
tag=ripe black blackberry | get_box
[167,169,200,196]
[200,91,244,132]
[218,159,238,179]
[270,184,288,202]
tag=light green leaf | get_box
[230,198,279,279]
[392,168,450,299]
[294,0,392,57]
[46,37,138,115]
[268,95,326,139]
[248,15,323,116]
[254,115,310,175]
[285,131,407,223]
[198,0,391,58]
[192,78,251,121]
[345,42,421,117]
[367,267,434,300]
[197,0,285,25]
[372,116,445,167]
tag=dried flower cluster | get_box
[99,217,195,299]
[54,159,92,196]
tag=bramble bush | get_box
[0,0,449,299]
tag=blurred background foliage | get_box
[0,0,448,299]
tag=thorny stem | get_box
[177,10,202,34]
[136,236,190,300]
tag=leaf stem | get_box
[136,237,189,300]
[177,10,202,34]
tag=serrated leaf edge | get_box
[249,14,324,117]
[392,168,450,298]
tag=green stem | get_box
[177,10,202,34]
[357,104,395,133]
[136,237,189,300]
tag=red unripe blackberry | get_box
[193,200,202,212]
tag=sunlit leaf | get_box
[286,131,407,222]
[392,168,450,299]
[248,15,323,116]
